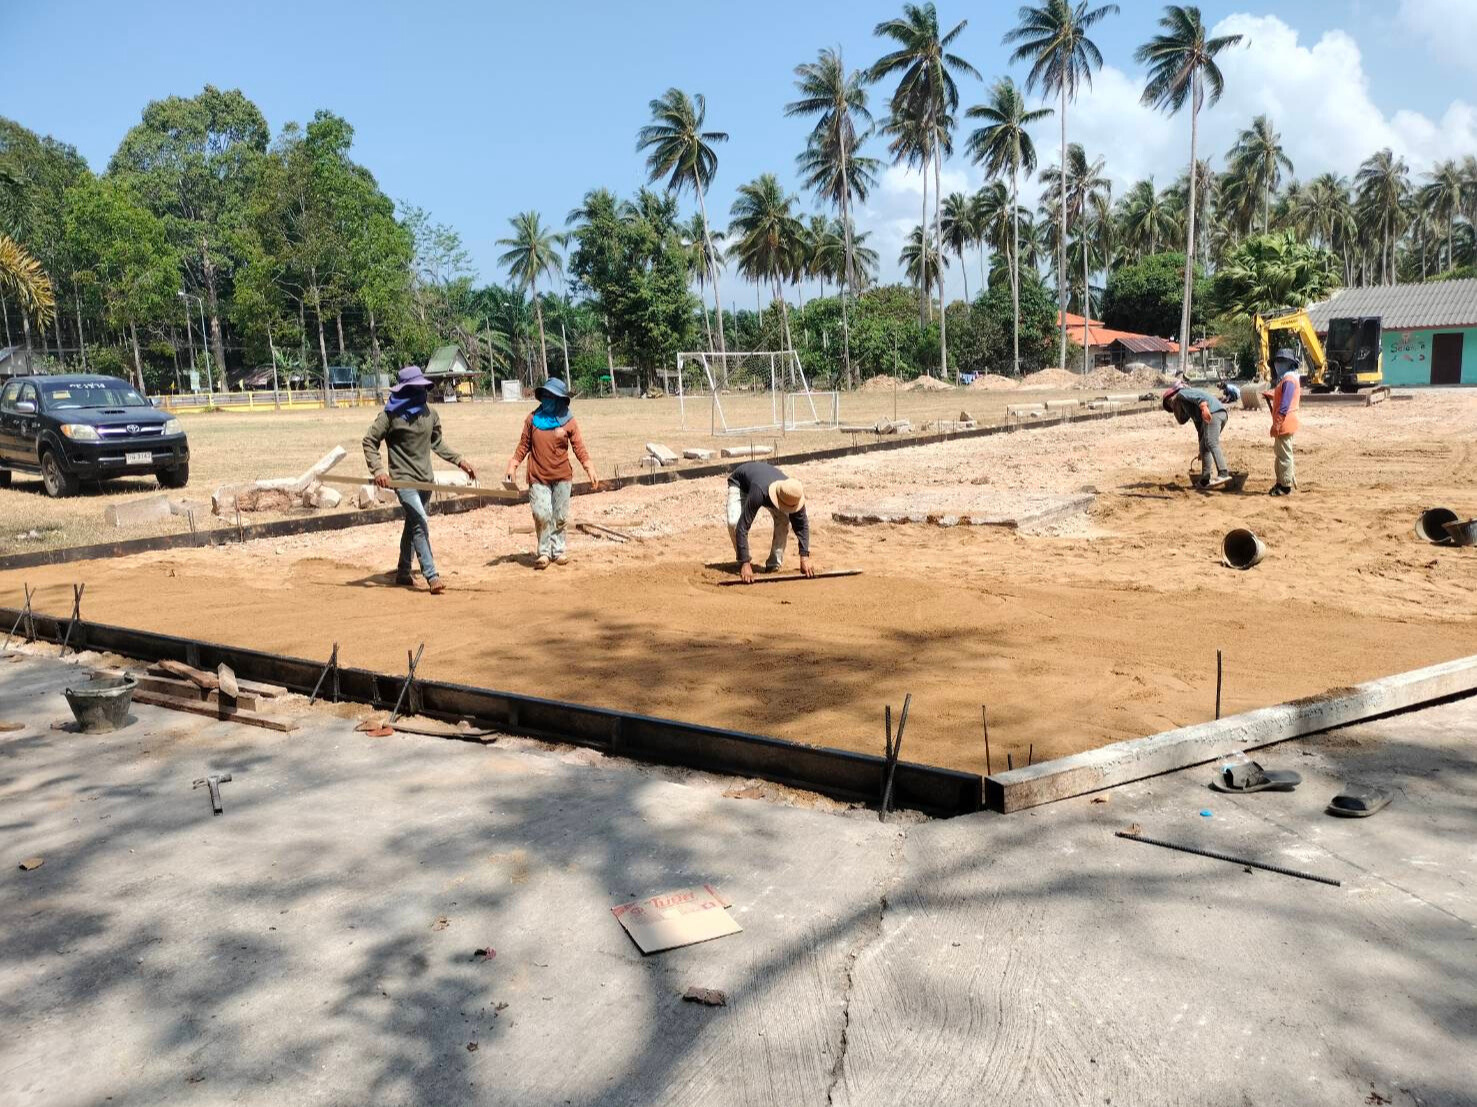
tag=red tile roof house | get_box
[1058,313,1182,373]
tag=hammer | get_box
[193,773,233,816]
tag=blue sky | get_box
[7,0,1477,303]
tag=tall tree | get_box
[1355,149,1411,285]
[1135,4,1243,373]
[872,3,980,380]
[899,224,947,303]
[965,76,1051,374]
[1004,0,1120,370]
[497,211,564,378]
[1115,179,1178,262]
[1419,160,1464,273]
[1227,114,1293,234]
[939,192,976,301]
[637,89,729,355]
[727,174,805,351]
[787,47,876,386]
[879,109,939,326]
[1042,144,1109,368]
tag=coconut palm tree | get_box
[1419,160,1465,273]
[879,109,939,326]
[681,213,726,348]
[1356,149,1411,284]
[872,3,980,380]
[728,174,805,350]
[496,211,563,378]
[939,192,976,301]
[788,48,878,386]
[965,76,1052,373]
[899,225,947,309]
[1004,0,1119,371]
[972,181,1015,283]
[636,88,729,354]
[1041,143,1108,371]
[0,234,55,332]
[1115,179,1179,263]
[1227,115,1293,234]
[1135,4,1243,373]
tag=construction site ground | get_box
[2,650,1473,1106]
[6,391,1477,773]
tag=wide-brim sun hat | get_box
[391,366,433,392]
[1272,347,1301,367]
[769,478,805,514]
[1161,382,1184,410]
[535,377,570,401]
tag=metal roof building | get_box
[1306,279,1477,386]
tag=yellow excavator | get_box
[1253,308,1383,392]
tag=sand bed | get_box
[8,392,1476,775]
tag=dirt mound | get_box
[968,374,1019,391]
[1018,367,1082,390]
[859,374,900,393]
[903,375,953,392]
[1081,364,1174,390]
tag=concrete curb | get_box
[985,653,1477,812]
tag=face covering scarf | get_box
[532,396,571,430]
[385,387,427,418]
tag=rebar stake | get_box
[309,642,341,705]
[390,643,425,722]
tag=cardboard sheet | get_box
[611,885,740,954]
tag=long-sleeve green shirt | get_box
[362,408,462,483]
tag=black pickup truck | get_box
[0,375,190,497]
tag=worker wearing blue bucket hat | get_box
[505,378,601,569]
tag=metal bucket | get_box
[1442,518,1477,547]
[63,674,136,733]
[1416,507,1460,544]
[1222,528,1267,570]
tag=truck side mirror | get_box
[14,400,36,415]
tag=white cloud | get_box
[1398,0,1477,67]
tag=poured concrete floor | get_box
[1,650,1474,1106]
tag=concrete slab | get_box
[2,650,1474,1106]
[103,495,173,528]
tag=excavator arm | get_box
[1254,309,1330,386]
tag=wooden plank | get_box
[717,570,863,587]
[217,663,240,700]
[131,690,298,732]
[157,659,217,690]
[986,654,1477,812]
[316,475,519,501]
[94,669,260,711]
[145,664,279,698]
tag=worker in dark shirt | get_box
[726,461,815,584]
[1162,382,1232,489]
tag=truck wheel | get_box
[157,463,190,490]
[41,450,80,498]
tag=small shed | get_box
[425,345,474,401]
[1307,279,1477,386]
[1105,334,1178,372]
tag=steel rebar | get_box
[1115,831,1341,886]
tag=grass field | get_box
[0,384,1108,554]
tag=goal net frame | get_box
[675,350,833,435]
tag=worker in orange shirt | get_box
[1261,348,1301,496]
[505,378,601,569]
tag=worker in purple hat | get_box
[362,366,476,594]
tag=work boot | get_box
[427,578,446,595]
[534,556,550,570]
[1204,472,1232,489]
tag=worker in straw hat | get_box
[1162,381,1233,489]
[1261,348,1302,496]
[726,461,815,584]
[505,377,600,569]
[362,365,477,595]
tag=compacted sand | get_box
[9,392,1477,773]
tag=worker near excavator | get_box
[1262,348,1301,496]
[1162,382,1232,489]
[726,461,815,584]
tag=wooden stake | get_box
[982,704,991,776]
[1216,649,1223,720]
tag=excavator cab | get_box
[1323,316,1383,393]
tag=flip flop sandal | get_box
[1326,786,1392,818]
[1210,760,1303,793]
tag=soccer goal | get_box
[675,350,837,435]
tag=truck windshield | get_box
[43,382,148,409]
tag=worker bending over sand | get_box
[505,378,600,569]
[362,365,476,595]
[726,461,815,584]
[1163,382,1232,489]
[1261,348,1301,496]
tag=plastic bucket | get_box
[1222,528,1266,570]
[1416,507,1459,544]
[1442,518,1477,547]
[63,675,136,733]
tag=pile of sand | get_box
[967,374,1019,391]
[1081,364,1174,390]
[904,375,953,392]
[859,374,900,393]
[1018,367,1081,390]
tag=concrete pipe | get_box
[1222,528,1266,570]
[1415,507,1459,544]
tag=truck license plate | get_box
[125,451,152,466]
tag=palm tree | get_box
[496,211,563,379]
[0,234,55,330]
[1005,0,1119,371]
[939,192,976,301]
[728,174,805,351]
[788,48,877,386]
[972,181,1015,283]
[1116,179,1179,262]
[1041,143,1108,371]
[872,3,980,380]
[966,76,1052,373]
[1356,148,1411,284]
[681,213,726,348]
[1135,4,1243,373]
[1227,114,1293,234]
[899,225,947,309]
[1419,160,1464,273]
[879,109,938,326]
[636,88,729,354]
